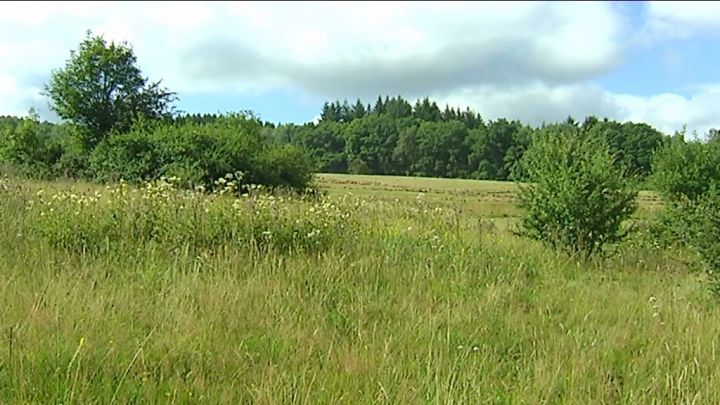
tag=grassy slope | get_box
[0,174,716,403]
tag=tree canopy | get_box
[44,31,176,149]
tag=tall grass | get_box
[0,175,717,403]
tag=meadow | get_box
[0,173,716,404]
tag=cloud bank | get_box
[0,1,718,136]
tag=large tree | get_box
[44,31,176,149]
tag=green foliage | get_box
[650,134,720,201]
[347,157,371,175]
[284,95,540,180]
[651,187,720,295]
[691,189,720,284]
[413,97,442,121]
[470,119,531,181]
[89,114,314,191]
[582,118,665,179]
[385,96,413,119]
[517,125,637,258]
[0,112,64,179]
[344,114,400,174]
[400,120,472,178]
[291,122,347,173]
[0,85,673,191]
[650,135,720,294]
[44,31,176,149]
[255,144,315,191]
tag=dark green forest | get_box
[265,96,669,182]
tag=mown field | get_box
[0,173,716,404]
[316,173,665,220]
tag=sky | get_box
[1,1,719,137]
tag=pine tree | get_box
[352,99,367,120]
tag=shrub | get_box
[256,144,315,191]
[88,127,160,182]
[691,188,720,284]
[348,158,371,175]
[650,136,720,293]
[650,135,720,202]
[517,124,637,258]
[0,114,64,179]
[89,113,315,191]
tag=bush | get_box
[651,137,720,293]
[517,124,637,258]
[0,114,66,179]
[692,189,720,282]
[650,135,720,202]
[88,127,160,182]
[256,144,315,190]
[89,113,315,191]
[348,158,371,174]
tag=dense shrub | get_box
[517,124,637,258]
[650,135,720,201]
[0,115,64,179]
[89,113,315,191]
[651,136,720,293]
[692,189,720,282]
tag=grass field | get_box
[316,173,665,219]
[0,173,716,403]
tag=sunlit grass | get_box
[0,173,716,403]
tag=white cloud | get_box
[639,1,720,42]
[182,1,625,94]
[0,1,626,120]
[0,1,716,137]
[436,82,720,138]
[613,86,720,137]
[437,82,621,126]
[647,2,720,30]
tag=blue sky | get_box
[1,1,720,137]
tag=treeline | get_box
[0,94,674,188]
[0,112,313,190]
[0,33,687,192]
[265,95,668,181]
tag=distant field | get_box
[315,173,664,219]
